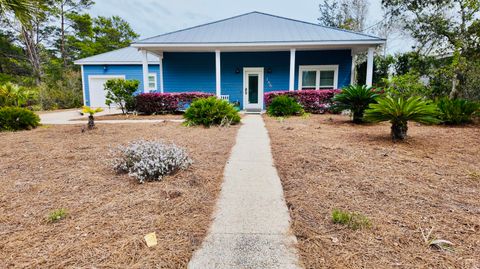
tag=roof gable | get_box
[74,47,159,64]
[134,11,384,45]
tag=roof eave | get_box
[74,60,160,65]
[131,40,386,48]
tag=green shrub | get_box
[332,209,371,230]
[436,97,480,125]
[266,95,304,117]
[0,82,36,107]
[47,208,67,223]
[104,78,139,114]
[0,107,40,131]
[364,95,440,140]
[184,97,241,127]
[333,85,381,123]
[381,72,428,98]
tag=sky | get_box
[89,0,412,54]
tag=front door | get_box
[243,68,264,111]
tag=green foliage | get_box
[0,0,36,24]
[364,95,440,140]
[331,209,371,230]
[267,95,304,117]
[82,105,103,115]
[104,79,139,114]
[0,106,40,131]
[382,72,427,98]
[47,208,67,223]
[0,82,36,107]
[184,97,241,127]
[333,85,380,123]
[436,97,480,125]
[36,70,83,110]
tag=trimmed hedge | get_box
[0,106,40,131]
[264,89,340,114]
[267,95,304,117]
[184,97,241,127]
[135,92,213,114]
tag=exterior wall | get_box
[162,52,216,93]
[82,50,352,108]
[82,64,159,106]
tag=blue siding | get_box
[295,50,352,89]
[82,64,160,106]
[82,50,352,108]
[221,51,290,106]
[163,52,216,93]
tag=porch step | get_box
[244,108,263,114]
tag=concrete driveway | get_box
[39,108,122,124]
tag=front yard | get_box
[0,122,238,268]
[265,114,480,268]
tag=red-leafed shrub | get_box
[264,90,341,114]
[135,92,214,114]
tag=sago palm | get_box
[364,95,440,140]
[333,85,380,123]
[82,106,103,130]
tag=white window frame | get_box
[147,73,157,91]
[298,65,339,90]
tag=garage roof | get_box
[74,47,159,65]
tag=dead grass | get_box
[265,114,480,269]
[0,122,239,268]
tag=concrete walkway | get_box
[188,115,301,269]
[38,109,183,125]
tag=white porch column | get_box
[366,47,374,87]
[215,50,221,97]
[159,52,164,93]
[350,50,356,85]
[289,48,296,91]
[141,49,149,92]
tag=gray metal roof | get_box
[134,11,385,45]
[74,46,159,65]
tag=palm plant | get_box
[333,85,380,123]
[364,95,440,140]
[0,0,35,24]
[0,82,36,107]
[82,106,103,130]
[436,97,480,125]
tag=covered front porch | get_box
[134,46,377,110]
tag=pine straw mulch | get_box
[0,121,239,268]
[264,114,480,269]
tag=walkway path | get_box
[188,115,301,269]
[38,109,183,125]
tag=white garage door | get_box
[88,75,124,107]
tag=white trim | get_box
[350,50,356,85]
[159,52,164,93]
[74,61,160,65]
[366,47,374,87]
[147,73,157,91]
[80,65,86,106]
[243,67,264,110]
[87,75,125,108]
[289,48,296,91]
[298,65,339,90]
[141,50,149,92]
[215,50,221,97]
[132,40,385,48]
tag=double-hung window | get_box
[147,73,157,91]
[298,65,338,90]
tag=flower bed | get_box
[135,92,213,114]
[264,90,341,114]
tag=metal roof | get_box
[74,46,159,65]
[133,11,385,45]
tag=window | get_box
[147,73,157,91]
[298,65,338,90]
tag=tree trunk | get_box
[353,111,363,123]
[60,2,66,67]
[391,121,408,140]
[21,26,42,85]
[87,115,95,130]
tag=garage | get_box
[87,75,124,107]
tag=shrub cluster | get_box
[436,97,479,125]
[135,92,213,114]
[266,95,304,117]
[111,140,192,183]
[264,89,340,114]
[0,107,40,131]
[184,97,241,127]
